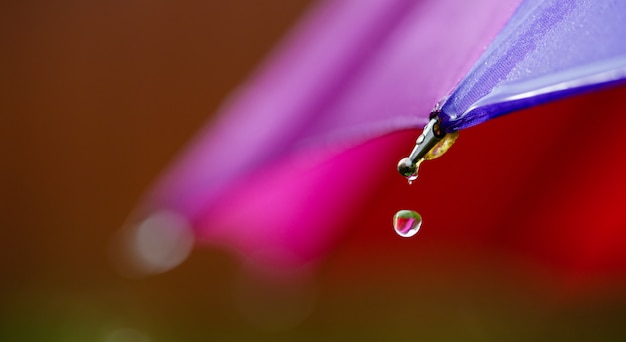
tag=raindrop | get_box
[399,158,422,185]
[393,210,422,238]
[407,169,419,185]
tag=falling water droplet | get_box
[393,210,422,238]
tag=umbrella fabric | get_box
[135,0,521,268]
[440,0,626,132]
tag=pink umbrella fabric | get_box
[132,0,518,270]
[122,0,626,302]
[133,0,522,270]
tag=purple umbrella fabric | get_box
[133,0,523,269]
[440,0,626,132]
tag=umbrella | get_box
[396,0,626,219]
[123,0,626,277]
[442,0,626,132]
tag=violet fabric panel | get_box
[440,0,626,132]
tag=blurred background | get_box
[3,0,626,341]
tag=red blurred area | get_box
[328,84,626,300]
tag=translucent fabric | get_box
[440,0,626,132]
[135,0,521,268]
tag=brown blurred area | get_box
[0,0,312,339]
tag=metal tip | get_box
[396,112,460,180]
[408,117,444,162]
[397,157,417,177]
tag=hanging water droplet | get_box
[406,159,423,184]
[393,210,422,238]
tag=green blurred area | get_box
[3,246,626,341]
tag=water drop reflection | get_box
[393,210,422,238]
